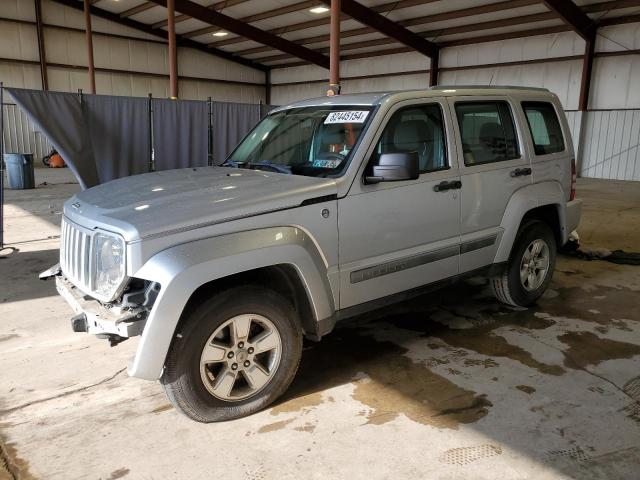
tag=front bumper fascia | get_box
[53,273,146,338]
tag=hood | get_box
[64,167,337,241]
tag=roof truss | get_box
[146,0,330,68]
[542,0,596,39]
[50,0,268,71]
[318,0,439,58]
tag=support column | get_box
[576,35,596,176]
[579,35,595,111]
[328,0,340,96]
[35,0,48,91]
[83,0,96,94]
[265,70,271,105]
[429,50,439,87]
[167,0,179,99]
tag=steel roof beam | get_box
[319,0,439,58]
[147,0,330,68]
[49,0,269,72]
[542,0,596,39]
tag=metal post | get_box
[265,70,271,106]
[167,0,179,99]
[208,96,213,166]
[148,93,154,172]
[329,0,341,96]
[0,82,4,250]
[83,0,96,94]
[35,0,49,91]
[579,35,595,112]
[429,50,439,87]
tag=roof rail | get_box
[430,85,550,92]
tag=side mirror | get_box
[365,152,419,184]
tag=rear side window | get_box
[455,101,520,166]
[522,102,565,155]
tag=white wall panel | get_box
[0,61,42,89]
[0,20,39,62]
[0,0,36,22]
[580,110,640,181]
[596,24,640,53]
[41,0,159,42]
[441,32,585,68]
[438,61,582,109]
[564,110,583,156]
[1,104,52,162]
[178,47,265,85]
[590,56,640,110]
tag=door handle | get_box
[510,167,532,177]
[434,180,462,192]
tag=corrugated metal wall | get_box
[579,110,640,181]
[1,102,52,163]
[0,0,266,102]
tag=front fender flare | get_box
[128,226,334,380]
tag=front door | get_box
[338,98,462,309]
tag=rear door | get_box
[338,98,462,309]
[519,100,573,200]
[447,96,533,273]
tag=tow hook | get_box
[71,313,88,332]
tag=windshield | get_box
[225,105,375,177]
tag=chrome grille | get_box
[60,218,92,293]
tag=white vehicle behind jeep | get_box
[42,86,581,422]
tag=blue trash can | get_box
[4,153,35,190]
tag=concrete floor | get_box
[1,168,639,480]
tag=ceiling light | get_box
[309,6,329,14]
[212,31,228,37]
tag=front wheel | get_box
[161,286,303,422]
[491,220,557,307]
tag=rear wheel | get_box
[491,220,557,307]
[161,286,303,422]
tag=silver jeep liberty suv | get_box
[42,87,582,422]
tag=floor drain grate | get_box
[439,444,502,465]
[546,445,591,463]
[624,376,640,400]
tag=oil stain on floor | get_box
[271,274,640,430]
[274,328,492,429]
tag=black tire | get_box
[491,220,557,307]
[161,286,303,422]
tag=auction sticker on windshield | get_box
[324,111,369,124]
[312,159,342,169]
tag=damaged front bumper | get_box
[41,264,147,339]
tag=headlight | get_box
[93,233,126,300]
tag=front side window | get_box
[372,104,447,174]
[522,102,565,155]
[226,106,374,177]
[455,101,520,166]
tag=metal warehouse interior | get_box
[1,0,640,479]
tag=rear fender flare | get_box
[494,181,566,263]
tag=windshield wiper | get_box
[246,161,292,175]
[221,160,241,168]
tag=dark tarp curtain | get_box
[7,88,273,186]
[153,98,208,171]
[84,95,150,183]
[7,88,99,189]
[212,101,263,165]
